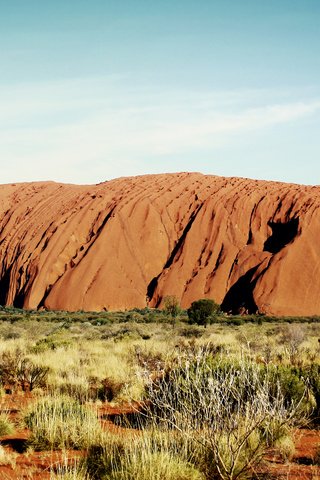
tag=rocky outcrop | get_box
[0,173,319,315]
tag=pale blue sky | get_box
[0,0,319,185]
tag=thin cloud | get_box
[0,77,320,184]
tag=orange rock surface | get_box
[0,173,319,315]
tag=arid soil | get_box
[0,393,319,479]
[1,173,320,315]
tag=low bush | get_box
[264,364,320,423]
[57,381,91,403]
[98,377,125,402]
[50,458,89,480]
[0,348,25,390]
[144,350,305,480]
[274,435,295,463]
[31,337,71,353]
[0,349,49,392]
[178,326,204,338]
[17,359,50,392]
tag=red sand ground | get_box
[0,392,319,479]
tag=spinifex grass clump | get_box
[85,430,205,480]
[50,456,90,480]
[50,471,89,480]
[0,413,15,436]
[24,395,102,450]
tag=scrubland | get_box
[0,307,319,479]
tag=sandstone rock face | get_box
[0,173,319,315]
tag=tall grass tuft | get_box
[50,453,89,480]
[0,413,15,436]
[24,395,102,450]
[85,430,204,480]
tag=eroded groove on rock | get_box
[164,203,204,270]
[146,202,204,303]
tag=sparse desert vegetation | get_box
[0,306,319,479]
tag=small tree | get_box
[163,296,181,325]
[187,299,220,327]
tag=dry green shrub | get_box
[111,450,204,480]
[144,350,305,480]
[274,435,295,463]
[0,348,24,390]
[280,324,306,364]
[0,348,49,392]
[0,444,16,466]
[100,377,125,402]
[50,470,89,480]
[133,345,165,372]
[178,326,204,338]
[17,359,50,392]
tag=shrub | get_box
[187,299,220,327]
[281,324,305,363]
[50,470,89,480]
[31,337,71,353]
[17,359,50,392]
[163,296,181,324]
[98,377,125,402]
[0,348,24,390]
[178,326,204,338]
[274,435,295,463]
[85,434,126,479]
[263,364,319,421]
[57,381,91,403]
[0,349,49,392]
[145,350,304,480]
[133,346,165,373]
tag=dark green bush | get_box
[187,299,221,327]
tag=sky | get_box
[0,0,319,185]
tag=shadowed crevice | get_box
[263,217,299,254]
[0,437,28,453]
[221,265,260,314]
[0,265,12,305]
